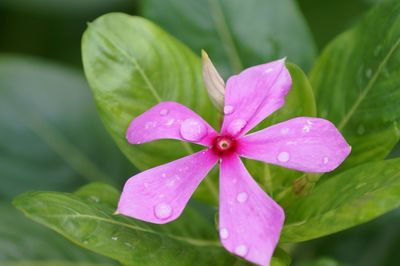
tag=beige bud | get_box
[201,50,225,111]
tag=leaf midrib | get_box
[337,38,400,130]
[26,212,220,247]
[90,23,219,200]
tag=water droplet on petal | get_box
[227,119,246,135]
[302,125,310,133]
[165,119,175,126]
[154,203,172,220]
[224,105,234,115]
[145,121,156,129]
[235,245,248,256]
[323,157,329,164]
[180,119,207,141]
[166,179,175,187]
[236,192,248,203]
[159,108,169,116]
[264,67,273,73]
[280,127,289,134]
[220,228,229,239]
[277,151,290,163]
[161,173,167,178]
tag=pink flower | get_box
[117,59,351,265]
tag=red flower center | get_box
[212,135,237,156]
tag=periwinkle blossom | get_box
[117,58,351,265]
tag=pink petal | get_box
[221,58,292,137]
[237,117,351,172]
[126,101,218,146]
[117,149,218,224]
[219,154,284,266]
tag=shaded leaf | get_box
[82,13,220,203]
[310,0,400,173]
[0,55,133,200]
[13,185,239,265]
[281,158,400,243]
[0,204,115,265]
[141,0,317,77]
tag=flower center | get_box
[212,135,237,156]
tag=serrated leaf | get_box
[141,0,316,77]
[0,55,133,200]
[280,158,400,243]
[310,0,400,173]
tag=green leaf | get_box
[141,0,317,77]
[245,63,317,197]
[13,183,246,266]
[0,55,133,200]
[280,157,400,243]
[82,13,220,203]
[0,204,115,265]
[310,0,400,173]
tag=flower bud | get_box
[201,50,225,111]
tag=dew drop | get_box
[220,228,229,239]
[236,192,248,203]
[224,105,234,115]
[154,203,173,220]
[161,173,167,178]
[302,125,310,133]
[277,151,290,163]
[159,108,169,116]
[227,119,247,135]
[357,124,365,135]
[111,236,118,241]
[145,121,156,129]
[323,157,329,164]
[235,245,248,256]
[280,127,289,134]
[264,67,273,73]
[365,68,372,78]
[166,179,175,187]
[165,119,175,126]
[180,119,207,141]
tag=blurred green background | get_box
[1,0,399,265]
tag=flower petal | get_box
[126,101,218,146]
[219,154,284,266]
[221,58,292,137]
[238,117,351,172]
[117,149,218,224]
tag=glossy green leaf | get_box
[141,0,316,77]
[0,204,115,265]
[0,55,133,200]
[82,13,221,203]
[245,63,317,197]
[310,0,400,173]
[14,183,291,265]
[280,158,400,243]
[13,185,239,265]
